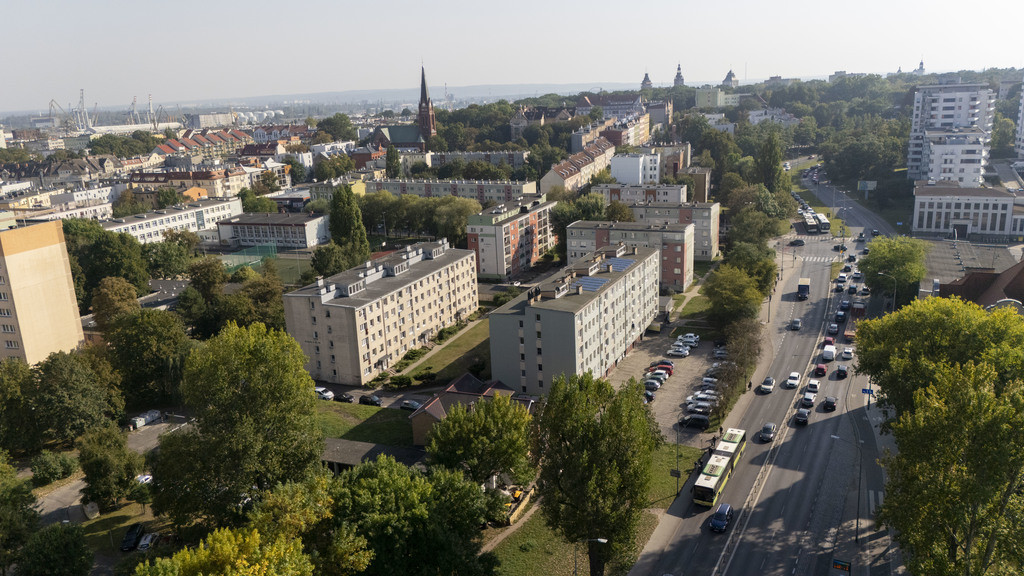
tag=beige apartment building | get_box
[0,221,84,364]
[489,244,659,395]
[566,221,695,290]
[284,240,478,386]
[628,201,721,260]
[366,179,537,205]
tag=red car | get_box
[654,365,674,376]
[824,337,835,347]
[814,364,827,377]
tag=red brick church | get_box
[371,67,437,152]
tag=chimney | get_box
[576,285,583,295]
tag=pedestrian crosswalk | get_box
[868,489,885,515]
[801,255,840,263]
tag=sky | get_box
[4,0,1024,114]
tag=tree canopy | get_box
[77,424,142,512]
[329,185,371,267]
[856,235,928,309]
[0,450,38,573]
[16,523,93,576]
[701,263,764,324]
[133,527,313,576]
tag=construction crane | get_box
[47,100,75,134]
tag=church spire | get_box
[674,63,685,87]
[420,66,431,105]
[418,66,437,139]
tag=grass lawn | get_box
[678,295,711,320]
[316,402,413,446]
[410,319,491,384]
[692,260,717,279]
[261,256,311,287]
[648,442,703,510]
[81,502,168,555]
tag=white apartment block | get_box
[912,180,1014,240]
[908,83,995,180]
[1016,74,1024,158]
[610,154,660,185]
[566,221,695,290]
[592,184,687,206]
[100,197,242,244]
[284,240,478,386]
[432,150,530,169]
[628,201,721,260]
[216,212,330,248]
[366,179,537,205]
[467,196,555,280]
[489,244,659,395]
[921,128,988,187]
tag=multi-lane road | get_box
[633,180,897,576]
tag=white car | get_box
[667,348,690,357]
[807,379,820,393]
[842,347,854,360]
[785,372,800,389]
[681,333,701,342]
[760,377,776,393]
[137,532,158,552]
[836,273,848,283]
[315,387,334,401]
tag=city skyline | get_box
[4,0,1024,114]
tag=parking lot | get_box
[606,331,719,445]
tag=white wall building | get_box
[747,108,800,127]
[1016,73,1024,159]
[367,179,537,205]
[592,184,686,205]
[216,212,330,248]
[921,128,988,187]
[489,244,659,395]
[908,83,995,180]
[912,180,1014,240]
[610,154,660,186]
[100,197,242,244]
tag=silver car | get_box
[760,422,777,442]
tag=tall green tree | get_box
[856,236,928,308]
[152,323,323,528]
[431,196,481,247]
[143,240,192,279]
[604,201,634,222]
[310,242,347,278]
[725,241,777,296]
[754,132,785,194]
[156,187,184,209]
[15,523,92,576]
[726,206,780,246]
[385,145,400,178]
[878,362,1024,576]
[532,373,662,576]
[106,309,191,406]
[187,256,227,301]
[427,393,534,485]
[283,156,308,184]
[0,359,37,453]
[34,351,123,447]
[329,185,371,268]
[0,450,38,574]
[317,113,357,141]
[238,188,278,213]
[90,276,141,332]
[133,527,313,576]
[702,264,763,324]
[77,425,142,512]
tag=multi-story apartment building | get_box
[592,184,687,205]
[540,138,616,194]
[431,151,531,169]
[610,154,660,186]
[628,201,721,260]
[0,221,84,364]
[216,212,330,249]
[911,180,1014,240]
[129,168,249,198]
[467,196,555,280]
[695,87,744,108]
[566,221,694,290]
[101,197,242,244]
[599,114,651,147]
[284,240,478,386]
[570,120,616,153]
[1016,74,1024,158]
[576,95,645,120]
[907,83,995,180]
[366,179,537,205]
[489,244,659,395]
[921,128,988,187]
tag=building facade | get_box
[489,244,659,395]
[129,168,249,198]
[539,138,616,195]
[432,150,530,169]
[284,240,478,386]
[907,83,995,180]
[1016,73,1024,158]
[920,128,988,187]
[216,212,330,248]
[599,114,651,147]
[593,184,687,205]
[0,221,84,364]
[101,197,243,244]
[610,154,660,186]
[367,179,536,205]
[566,221,694,290]
[695,87,744,108]
[467,196,555,280]
[911,180,1014,240]
[628,201,721,260]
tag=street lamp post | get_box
[831,435,865,544]
[878,272,897,311]
[574,538,608,576]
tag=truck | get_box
[844,299,867,342]
[797,278,811,300]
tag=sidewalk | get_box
[394,316,486,377]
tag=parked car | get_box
[789,239,805,246]
[688,402,713,415]
[651,359,675,368]
[678,339,699,349]
[315,387,335,401]
[681,333,701,342]
[644,380,662,391]
[823,396,838,411]
[359,394,383,406]
[679,414,711,430]
[643,390,655,403]
[137,533,158,552]
[713,349,729,359]
[709,503,734,532]
[121,523,145,552]
[759,377,776,393]
[794,408,811,425]
[760,422,778,442]
[667,348,690,357]
[400,400,422,411]
[655,365,674,376]
[335,392,355,403]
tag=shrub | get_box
[31,450,78,486]
[413,370,436,385]
[389,375,413,388]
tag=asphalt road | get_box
[637,204,892,576]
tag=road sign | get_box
[670,469,681,478]
[862,388,874,395]
[833,559,852,571]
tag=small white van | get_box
[823,345,837,362]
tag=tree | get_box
[702,264,763,324]
[0,450,38,574]
[427,394,534,485]
[754,132,785,193]
[990,115,1016,154]
[604,201,634,222]
[314,155,355,181]
[725,241,777,296]
[78,231,150,312]
[329,456,496,576]
[33,351,123,447]
[156,187,184,209]
[90,276,141,332]
[310,242,347,278]
[317,113,357,141]
[77,425,142,512]
[303,198,329,214]
[878,362,1024,576]
[133,527,313,576]
[253,171,281,196]
[16,523,92,576]
[112,189,147,218]
[856,297,1024,422]
[385,145,400,178]
[726,206,780,246]
[152,323,323,528]
[238,188,278,213]
[283,156,308,184]
[219,274,286,332]
[187,256,227,301]
[856,236,928,309]
[107,309,191,406]
[163,229,201,254]
[143,240,192,279]
[532,373,662,576]
[329,185,371,268]
[431,196,481,247]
